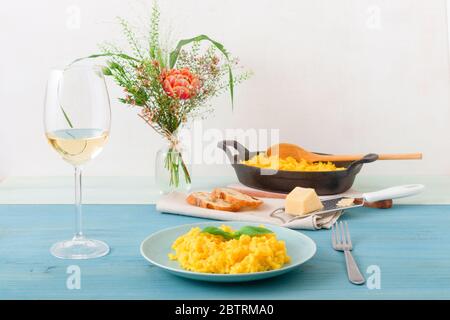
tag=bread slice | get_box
[186,192,240,212]
[211,188,263,209]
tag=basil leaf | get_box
[234,226,273,238]
[202,226,234,240]
[202,226,273,240]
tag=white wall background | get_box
[0,0,449,178]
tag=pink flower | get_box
[161,68,200,99]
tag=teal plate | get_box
[140,222,316,282]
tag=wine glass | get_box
[44,65,111,259]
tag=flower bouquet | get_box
[75,4,250,191]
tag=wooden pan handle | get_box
[377,153,422,160]
[318,153,422,162]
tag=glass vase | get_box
[155,141,192,194]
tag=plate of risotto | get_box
[140,222,316,282]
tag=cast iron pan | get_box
[218,140,378,195]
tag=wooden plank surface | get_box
[0,203,449,299]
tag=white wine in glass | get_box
[44,65,111,259]
[46,129,109,166]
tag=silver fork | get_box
[332,221,365,285]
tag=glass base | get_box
[50,237,110,259]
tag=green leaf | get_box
[148,3,160,60]
[202,226,273,240]
[70,53,140,66]
[234,226,273,238]
[108,61,127,75]
[228,67,234,109]
[202,226,234,240]
[60,106,74,129]
[102,66,112,76]
[169,34,235,108]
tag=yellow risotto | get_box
[168,225,290,274]
[242,154,345,172]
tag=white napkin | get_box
[156,189,362,230]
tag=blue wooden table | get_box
[1,204,449,299]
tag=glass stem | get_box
[74,166,83,240]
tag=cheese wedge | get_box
[285,187,324,216]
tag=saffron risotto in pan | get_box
[242,154,344,172]
[168,225,291,274]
